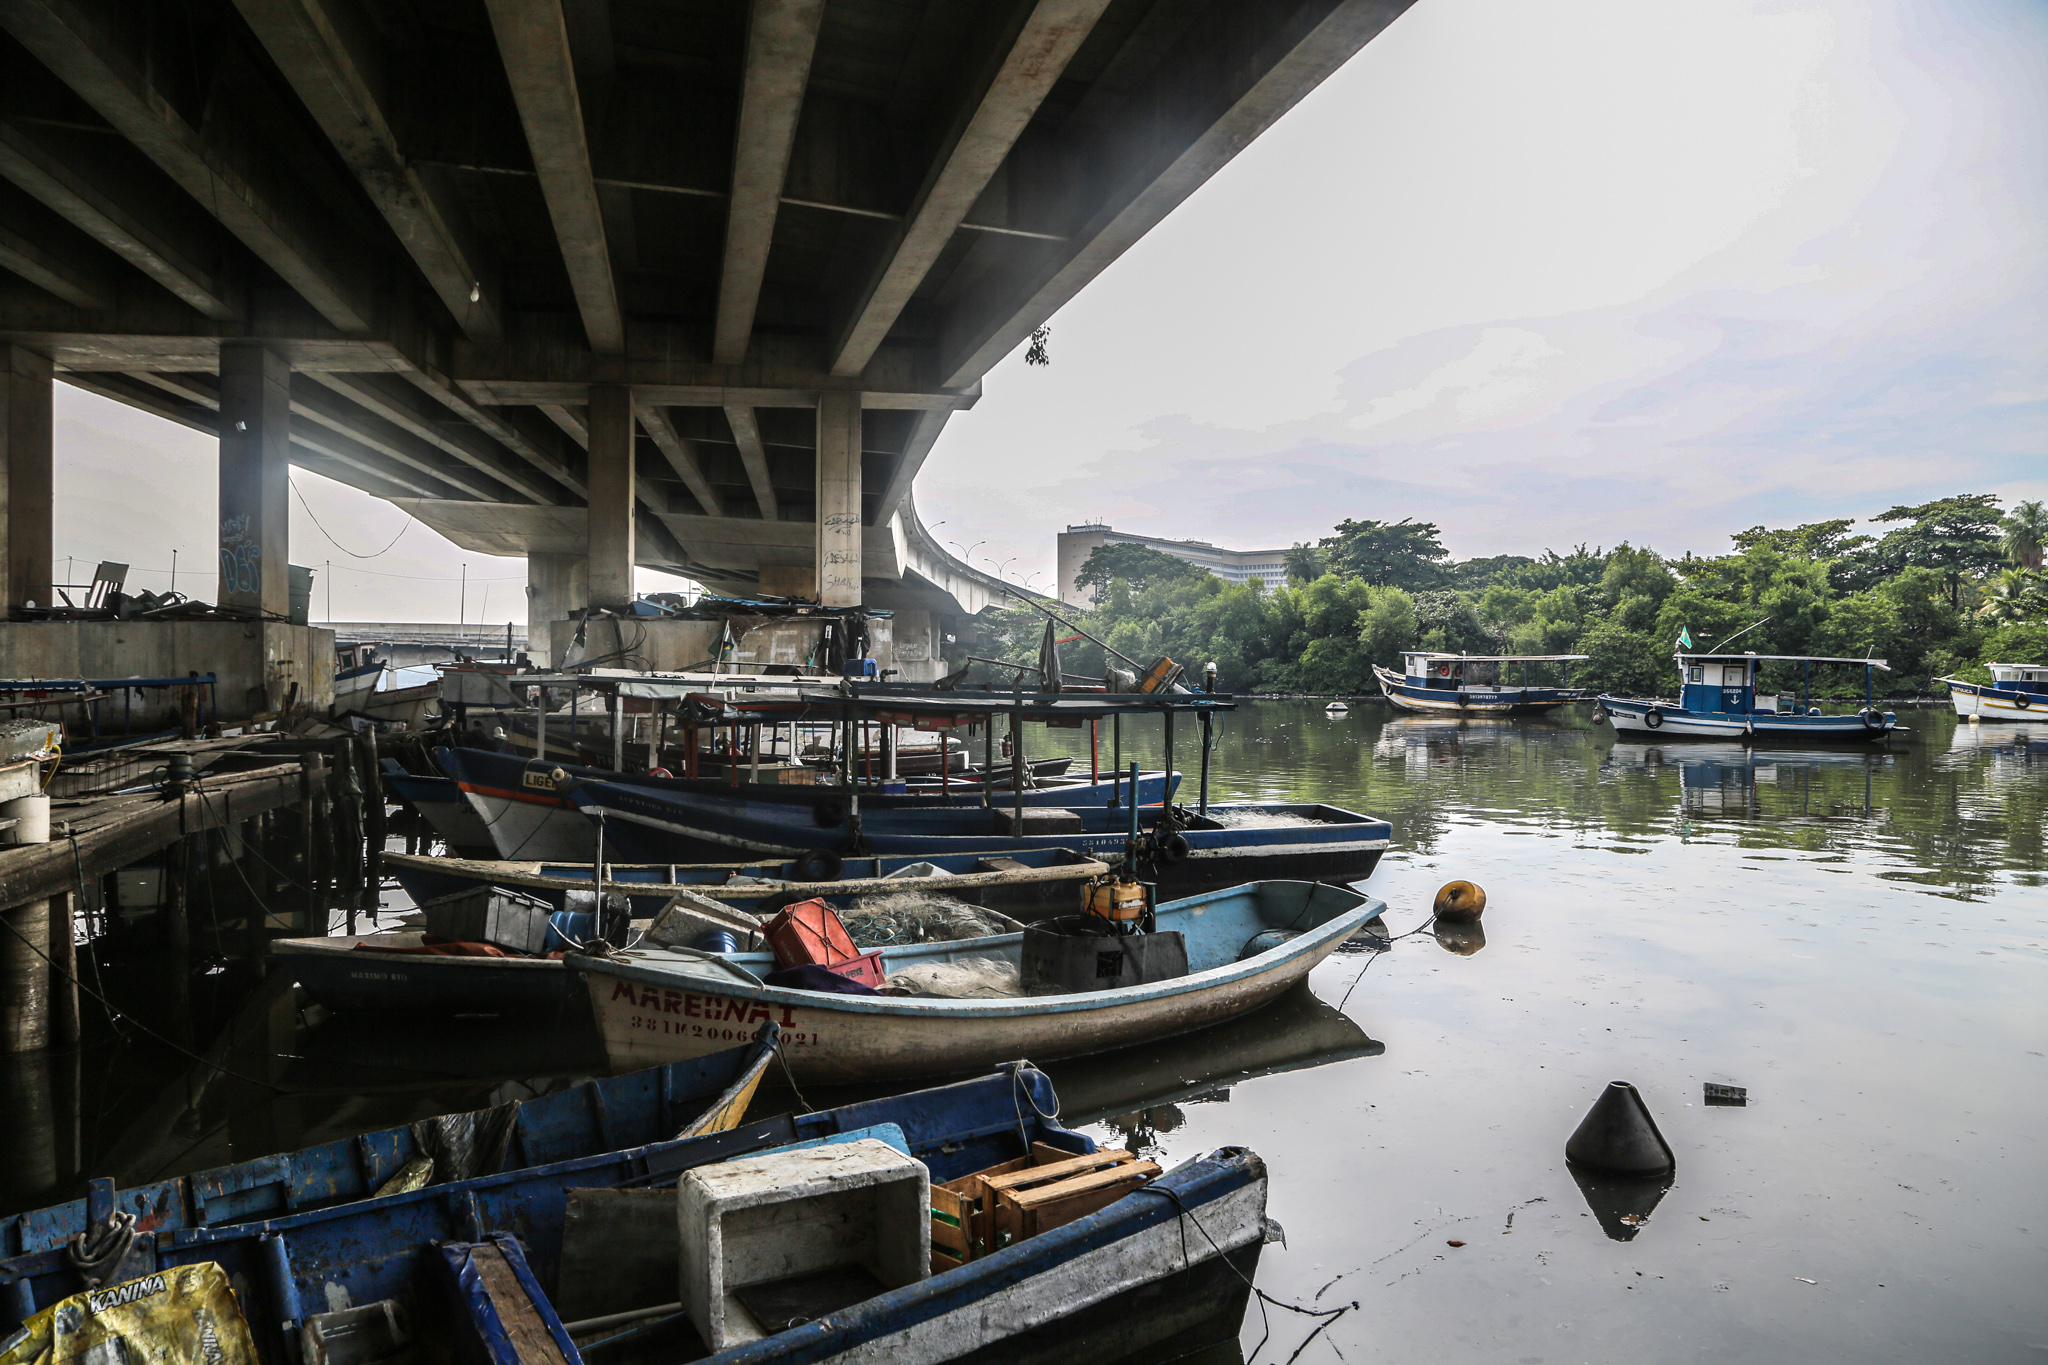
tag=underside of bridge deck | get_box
[0,0,1412,623]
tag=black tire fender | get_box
[789,849,845,883]
[1644,708,1664,729]
[1862,709,1887,730]
[2014,694,2032,710]
[1159,832,1191,864]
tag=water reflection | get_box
[1568,1165,1672,1243]
[1432,920,1486,955]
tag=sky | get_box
[51,0,2048,619]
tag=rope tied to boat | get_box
[65,1210,136,1289]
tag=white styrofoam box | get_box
[678,1137,929,1350]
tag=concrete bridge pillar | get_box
[218,343,292,619]
[2,346,54,611]
[525,553,587,667]
[587,385,635,609]
[816,390,861,607]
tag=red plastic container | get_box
[763,898,860,969]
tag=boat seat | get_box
[437,1236,579,1365]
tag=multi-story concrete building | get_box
[1058,524,1292,605]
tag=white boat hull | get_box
[460,787,597,860]
[1948,683,2047,720]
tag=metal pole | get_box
[1090,719,1098,785]
[536,686,547,762]
[1162,706,1174,816]
[611,691,624,772]
[982,722,993,809]
[1199,712,1211,815]
[1010,707,1025,831]
[1111,714,1121,808]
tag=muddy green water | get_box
[1029,701,2048,1363]
[8,702,2042,1364]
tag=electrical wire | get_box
[290,477,414,559]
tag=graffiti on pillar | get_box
[220,514,261,596]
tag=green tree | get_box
[2000,500,2047,571]
[1073,543,1205,600]
[1282,543,1324,584]
[1320,518,1450,589]
[1576,618,1668,696]
[1857,494,2005,607]
[1730,518,1872,562]
[1358,588,1419,667]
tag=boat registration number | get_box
[611,980,816,1044]
[522,770,556,790]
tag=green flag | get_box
[1677,627,1693,649]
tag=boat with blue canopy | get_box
[1373,652,1590,715]
[1597,653,1902,741]
[1938,662,2048,721]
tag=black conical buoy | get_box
[1565,1080,1674,1176]
[1570,1165,1669,1242]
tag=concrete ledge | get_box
[0,621,334,727]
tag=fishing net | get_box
[837,891,1020,948]
[886,956,1024,998]
[1201,808,1326,829]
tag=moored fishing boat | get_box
[1373,651,1590,715]
[1597,652,1902,741]
[0,1030,779,1262]
[378,758,497,857]
[1939,662,2048,720]
[571,880,1382,1082]
[435,745,1180,861]
[381,846,1109,917]
[563,776,1392,892]
[3,1055,1269,1365]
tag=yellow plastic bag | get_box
[0,1263,259,1365]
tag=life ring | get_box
[812,796,848,828]
[790,849,845,883]
[1436,663,1452,677]
[1644,708,1664,729]
[1861,709,1886,730]
[2015,694,2033,710]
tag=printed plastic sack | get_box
[0,1262,258,1365]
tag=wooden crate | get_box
[928,1144,1157,1272]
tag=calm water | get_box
[7,702,2043,1364]
[1032,701,2048,1363]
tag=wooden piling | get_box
[299,753,323,933]
[52,891,78,1047]
[0,795,53,1055]
[361,729,385,909]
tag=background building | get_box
[1058,524,1292,604]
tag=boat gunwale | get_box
[571,881,1384,1021]
[379,849,1113,901]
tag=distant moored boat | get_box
[1373,652,1590,716]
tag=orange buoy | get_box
[1433,880,1486,923]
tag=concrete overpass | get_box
[0,0,1413,695]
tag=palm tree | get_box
[1977,568,2040,622]
[2001,499,2047,570]
[1283,542,1323,585]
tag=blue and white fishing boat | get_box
[574,880,1382,1082]
[1373,651,1590,715]
[434,747,1181,862]
[1597,653,1901,741]
[379,758,498,857]
[1939,662,2048,720]
[561,775,1391,892]
[2,1053,1269,1365]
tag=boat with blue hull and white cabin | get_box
[1939,662,2048,720]
[1373,652,1590,715]
[1597,653,1901,741]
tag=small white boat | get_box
[1940,663,2048,720]
[571,880,1382,1082]
[1599,652,1901,742]
[1324,700,1350,713]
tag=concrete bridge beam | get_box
[815,390,861,608]
[217,343,292,620]
[585,385,635,609]
[2,346,54,610]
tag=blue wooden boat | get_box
[1374,651,1590,715]
[381,847,1109,917]
[575,880,1384,1082]
[1939,662,2048,721]
[380,758,498,858]
[0,1030,778,1270]
[560,773,1392,893]
[1,1057,1267,1364]
[433,747,1181,862]
[1598,653,1902,741]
